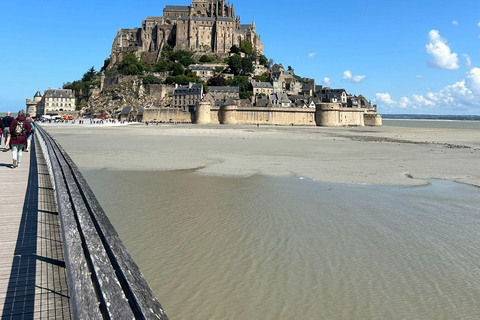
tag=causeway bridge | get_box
[0,126,169,319]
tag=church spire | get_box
[252,19,256,31]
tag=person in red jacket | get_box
[9,109,31,168]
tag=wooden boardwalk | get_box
[0,138,72,319]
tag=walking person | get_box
[2,111,14,151]
[9,109,31,168]
[25,114,35,152]
[0,116,4,147]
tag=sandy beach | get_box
[39,121,480,187]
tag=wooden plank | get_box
[49,140,135,320]
[0,137,72,319]
[39,131,102,320]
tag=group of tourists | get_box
[1,110,36,168]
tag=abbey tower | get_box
[110,0,263,66]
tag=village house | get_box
[189,65,215,81]
[251,81,274,96]
[253,61,268,76]
[269,92,292,108]
[316,87,348,105]
[173,83,203,112]
[208,86,240,105]
[27,89,76,117]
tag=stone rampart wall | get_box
[220,106,317,126]
[364,113,383,126]
[143,103,382,127]
[143,108,193,123]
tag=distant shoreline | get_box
[382,114,480,121]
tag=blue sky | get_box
[1,0,480,115]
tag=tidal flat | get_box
[43,120,480,187]
[43,121,480,319]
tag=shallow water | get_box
[383,119,480,130]
[82,169,480,320]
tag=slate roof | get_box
[44,89,74,99]
[252,82,273,89]
[190,65,215,71]
[174,84,203,95]
[240,24,252,32]
[121,106,132,115]
[165,5,190,11]
[209,86,239,93]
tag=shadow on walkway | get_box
[1,142,39,319]
[1,141,71,319]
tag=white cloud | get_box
[308,52,317,58]
[463,54,472,69]
[452,20,458,26]
[375,93,395,105]
[398,97,410,109]
[425,29,459,70]
[416,75,426,78]
[376,68,480,113]
[323,77,331,86]
[342,70,366,83]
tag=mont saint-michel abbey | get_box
[110,0,263,65]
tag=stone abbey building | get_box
[110,0,263,66]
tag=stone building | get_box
[251,81,274,96]
[269,92,293,108]
[270,70,302,95]
[316,87,348,105]
[252,61,268,76]
[25,91,43,117]
[110,0,263,66]
[173,83,204,111]
[27,89,76,117]
[208,86,239,104]
[189,64,215,81]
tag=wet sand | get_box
[42,121,480,187]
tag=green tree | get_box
[240,91,253,100]
[169,62,184,76]
[170,50,195,67]
[241,57,254,75]
[228,76,250,92]
[228,54,242,75]
[230,45,240,54]
[161,44,174,59]
[141,75,163,84]
[259,55,268,68]
[239,40,253,55]
[82,66,96,82]
[165,75,200,85]
[199,55,213,63]
[253,72,268,83]
[118,54,144,75]
[155,58,170,72]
